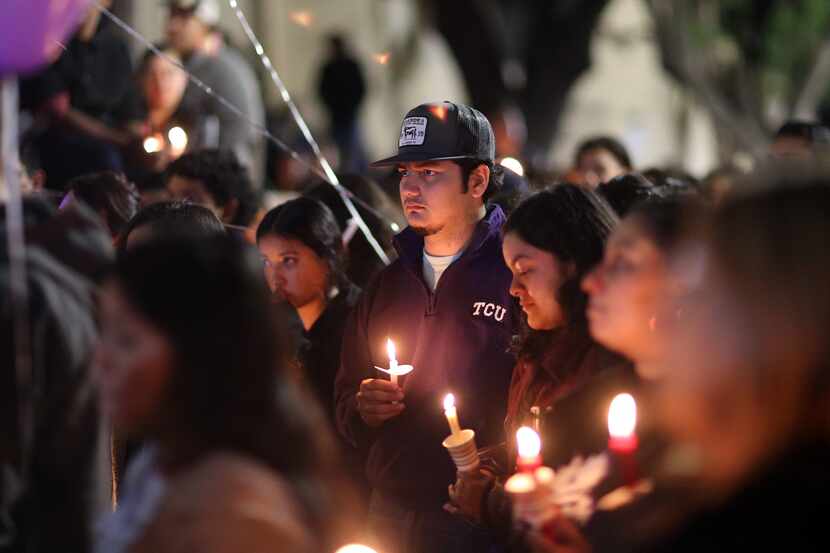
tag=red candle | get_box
[516,426,542,473]
[608,393,639,485]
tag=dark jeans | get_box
[332,121,367,174]
[367,490,503,553]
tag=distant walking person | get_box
[318,34,368,173]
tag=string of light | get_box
[225,0,390,265]
[94,2,392,264]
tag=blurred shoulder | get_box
[136,452,315,553]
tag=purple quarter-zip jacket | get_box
[335,205,520,511]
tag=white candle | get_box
[386,338,398,385]
[443,394,462,437]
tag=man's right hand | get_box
[356,378,405,427]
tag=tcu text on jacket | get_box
[472,301,507,322]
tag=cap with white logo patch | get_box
[371,101,495,167]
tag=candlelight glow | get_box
[143,135,163,154]
[386,338,396,362]
[608,393,637,438]
[500,157,525,177]
[289,10,314,27]
[516,426,541,459]
[443,393,455,411]
[373,52,390,65]
[504,472,536,494]
[429,104,448,121]
[335,545,378,553]
[168,126,188,153]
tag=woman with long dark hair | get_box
[94,235,355,553]
[530,171,830,553]
[256,197,369,509]
[583,197,704,380]
[446,184,627,531]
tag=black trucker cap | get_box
[371,101,495,167]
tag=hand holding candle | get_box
[374,338,413,385]
[442,392,480,472]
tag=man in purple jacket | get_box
[335,101,520,553]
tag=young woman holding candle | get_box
[531,172,830,553]
[446,184,631,530]
[94,235,356,553]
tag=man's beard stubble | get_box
[410,223,443,237]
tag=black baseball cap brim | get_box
[370,152,476,168]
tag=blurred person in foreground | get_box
[21,0,145,190]
[0,198,113,553]
[335,101,519,553]
[120,201,225,253]
[531,170,830,553]
[164,0,266,185]
[94,235,357,553]
[574,137,633,189]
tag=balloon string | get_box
[94,2,391,265]
[2,76,34,474]
[226,0,389,265]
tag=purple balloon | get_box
[0,0,93,76]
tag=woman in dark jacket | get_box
[256,197,368,508]
[446,184,628,532]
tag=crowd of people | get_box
[3,2,830,553]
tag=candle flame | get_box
[289,10,314,27]
[443,393,455,411]
[143,135,163,154]
[373,52,391,65]
[499,157,525,177]
[516,426,541,459]
[386,338,396,361]
[608,393,637,438]
[335,545,378,553]
[168,126,188,152]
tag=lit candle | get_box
[143,134,163,154]
[168,126,189,158]
[608,393,639,485]
[386,338,398,385]
[443,394,462,437]
[516,426,542,473]
[335,545,378,553]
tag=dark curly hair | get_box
[66,171,140,238]
[505,184,618,360]
[165,149,260,226]
[453,158,505,203]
